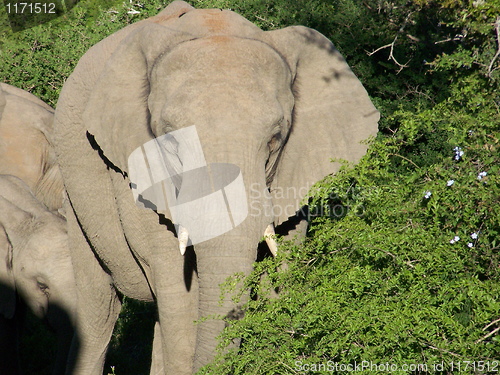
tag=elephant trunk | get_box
[171,140,274,370]
[193,237,256,371]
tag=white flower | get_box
[424,191,432,199]
[467,242,474,248]
[477,171,487,180]
[471,232,478,239]
[450,235,460,244]
[453,146,464,161]
[446,179,455,186]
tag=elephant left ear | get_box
[83,23,193,174]
[258,26,379,225]
[0,225,15,319]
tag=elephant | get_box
[0,175,76,375]
[0,83,64,211]
[52,1,379,374]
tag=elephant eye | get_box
[268,130,283,153]
[37,281,49,296]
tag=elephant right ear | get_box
[83,7,194,173]
[0,225,15,319]
[259,26,379,225]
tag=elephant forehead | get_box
[149,41,290,123]
[153,36,290,87]
[152,8,261,38]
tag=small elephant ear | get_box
[0,225,15,319]
[259,26,379,225]
[0,195,35,238]
[0,176,50,217]
[84,21,193,172]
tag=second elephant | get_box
[0,175,76,375]
[0,83,64,210]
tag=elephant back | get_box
[0,83,63,211]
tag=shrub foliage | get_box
[0,0,498,374]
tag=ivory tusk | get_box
[264,223,278,257]
[178,225,189,255]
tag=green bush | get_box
[202,111,499,373]
[0,0,171,105]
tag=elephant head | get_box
[0,83,64,211]
[53,1,378,373]
[0,175,76,375]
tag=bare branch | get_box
[368,43,393,56]
[254,15,275,28]
[434,33,466,45]
[475,326,500,344]
[367,12,413,73]
[367,35,410,73]
[424,342,460,357]
[388,153,421,169]
[487,16,500,78]
[483,317,500,331]
[474,317,500,344]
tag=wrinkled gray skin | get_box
[53,1,379,374]
[0,175,76,375]
[0,83,64,211]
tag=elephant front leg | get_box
[150,321,164,375]
[65,206,122,375]
[151,246,198,375]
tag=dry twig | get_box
[483,317,500,331]
[487,16,500,78]
[367,12,413,73]
[475,326,500,344]
[475,317,500,344]
[425,343,460,358]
